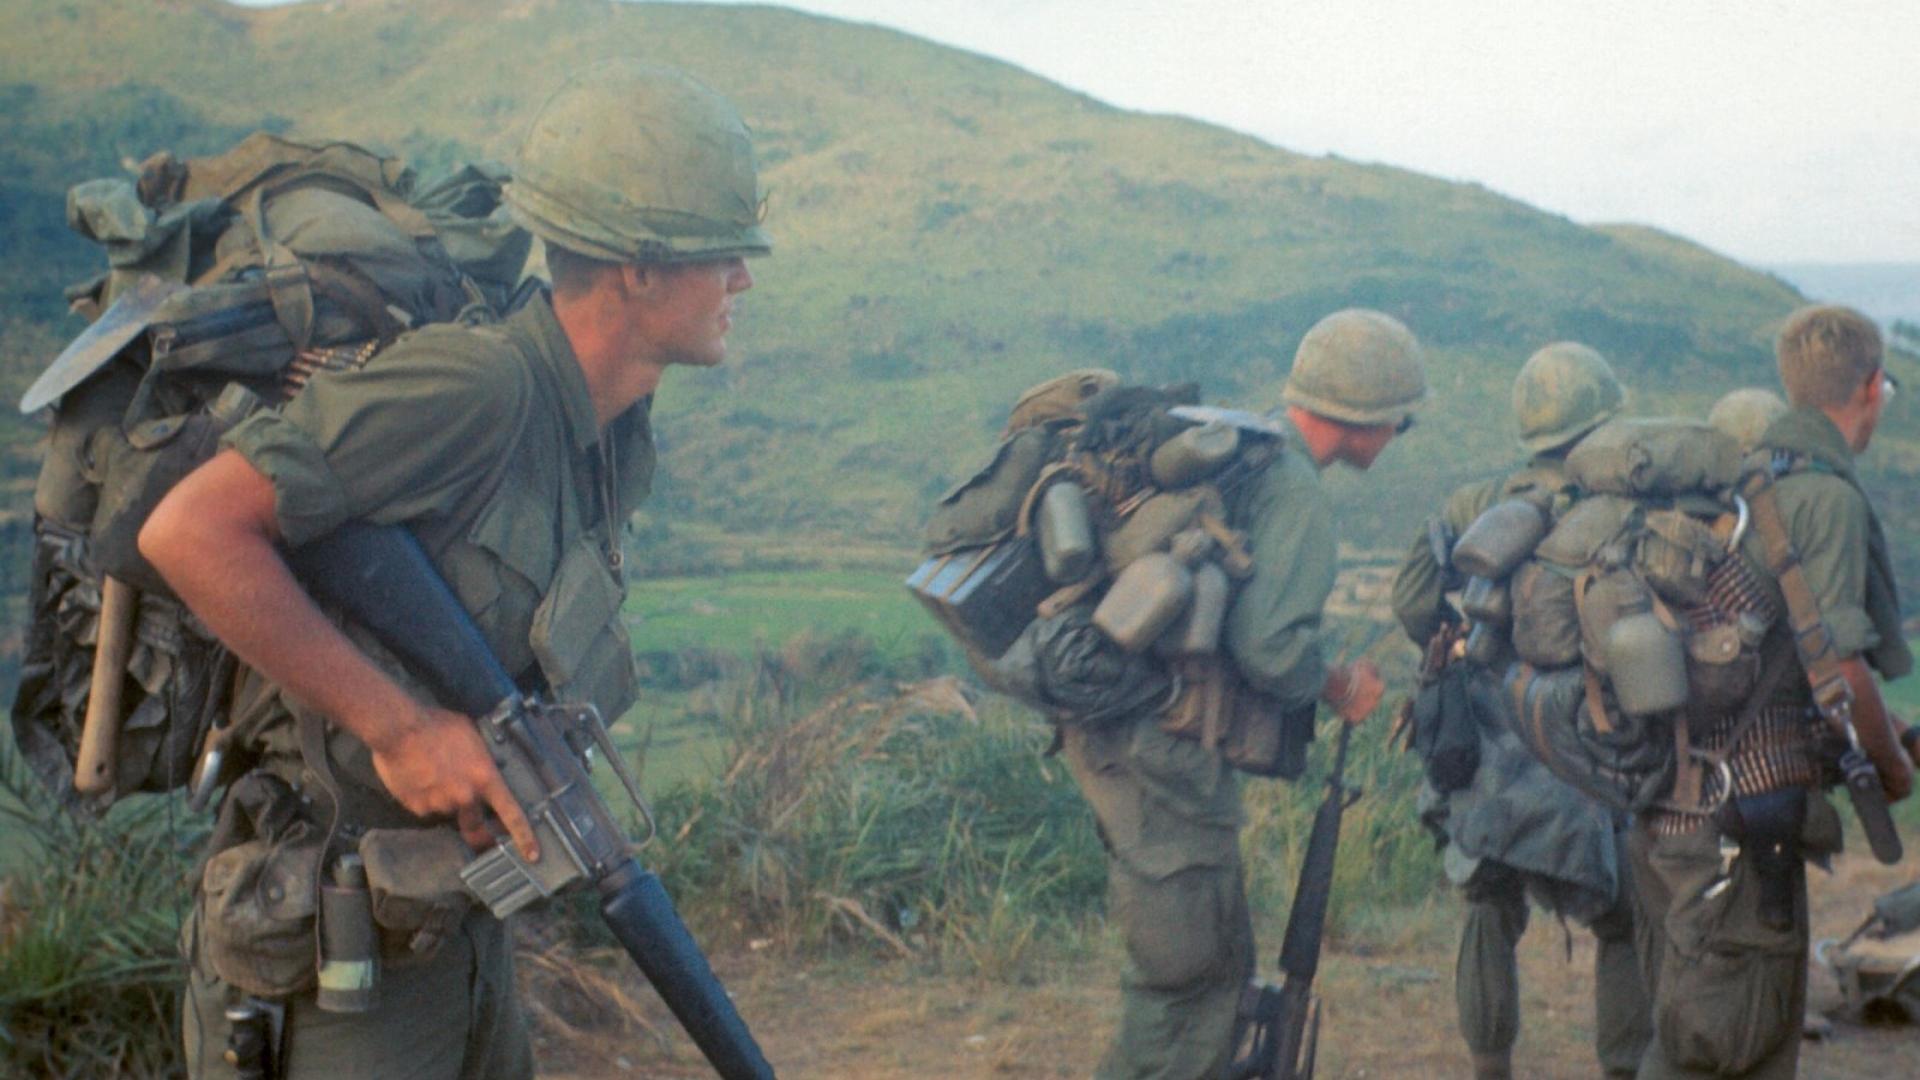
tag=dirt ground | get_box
[540,850,1920,1079]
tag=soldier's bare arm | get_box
[139,448,539,859]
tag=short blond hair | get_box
[1777,304,1882,408]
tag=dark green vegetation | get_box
[12,0,1918,595]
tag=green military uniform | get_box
[1631,406,1909,1079]
[1392,459,1651,1078]
[183,293,653,1079]
[1062,422,1333,1080]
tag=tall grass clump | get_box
[0,748,197,1078]
[1239,716,1438,941]
[646,632,1106,979]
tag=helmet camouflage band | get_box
[1512,341,1625,454]
[505,59,771,264]
[1282,308,1429,426]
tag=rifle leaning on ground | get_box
[287,522,775,1080]
[1226,719,1361,1080]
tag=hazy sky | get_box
[241,0,1920,266]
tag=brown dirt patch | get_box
[538,849,1920,1078]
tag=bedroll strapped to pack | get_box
[9,132,533,811]
[909,375,1308,775]
[1459,418,1785,813]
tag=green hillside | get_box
[10,0,1914,601]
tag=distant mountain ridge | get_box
[11,0,1913,596]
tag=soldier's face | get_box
[1335,422,1398,470]
[635,256,754,368]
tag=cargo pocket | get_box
[1110,862,1249,990]
[1650,829,1802,1074]
[199,830,324,997]
[530,537,637,720]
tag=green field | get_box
[624,567,939,662]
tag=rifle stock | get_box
[287,522,775,1079]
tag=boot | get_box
[1472,1051,1513,1080]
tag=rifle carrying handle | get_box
[75,575,136,796]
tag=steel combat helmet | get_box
[1282,308,1428,426]
[1512,342,1625,454]
[1708,387,1789,450]
[506,59,771,264]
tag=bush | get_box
[0,750,199,1078]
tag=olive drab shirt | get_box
[220,292,654,818]
[1745,406,1911,693]
[1222,425,1338,710]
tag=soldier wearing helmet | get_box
[143,60,769,1079]
[1708,386,1789,451]
[1390,342,1651,1080]
[1049,309,1423,1080]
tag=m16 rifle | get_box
[287,522,774,1080]
[1226,721,1360,1080]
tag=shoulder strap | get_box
[1742,470,1853,722]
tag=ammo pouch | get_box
[358,827,475,962]
[1411,663,1482,793]
[197,772,325,998]
[1159,654,1313,779]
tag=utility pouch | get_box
[1635,509,1721,607]
[1159,655,1311,779]
[1509,561,1581,668]
[358,827,475,963]
[198,772,325,998]
[1411,663,1482,793]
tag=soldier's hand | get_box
[1326,660,1385,726]
[369,704,541,863]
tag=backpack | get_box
[1819,880,1920,1024]
[9,132,532,811]
[909,375,1310,777]
[1452,418,1781,812]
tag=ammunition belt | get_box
[1646,705,1822,836]
[1685,548,1779,631]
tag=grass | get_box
[623,567,938,665]
[0,749,200,1078]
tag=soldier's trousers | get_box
[1061,718,1253,1080]
[1628,820,1807,1079]
[183,904,533,1080]
[1455,860,1650,1077]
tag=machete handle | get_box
[75,575,136,796]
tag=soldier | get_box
[139,61,770,1078]
[1390,342,1652,1080]
[1063,308,1424,1079]
[1708,387,1789,451]
[1631,305,1917,1079]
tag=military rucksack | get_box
[909,375,1311,777]
[1819,880,1920,1024]
[9,132,533,811]
[1451,418,1782,813]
